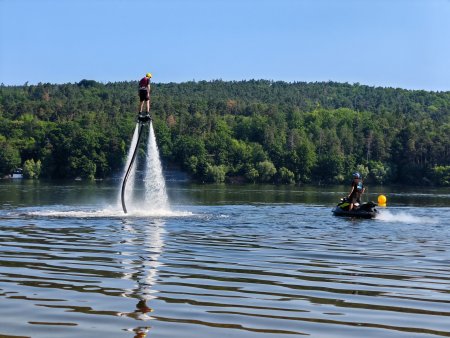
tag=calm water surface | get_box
[1,180,450,338]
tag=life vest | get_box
[356,181,364,192]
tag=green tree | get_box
[256,160,276,183]
[356,164,369,179]
[0,140,21,176]
[69,155,96,180]
[278,167,295,184]
[205,164,227,183]
[1,79,450,185]
[315,153,345,183]
[431,166,450,186]
[23,159,42,179]
[368,161,390,184]
[244,165,259,183]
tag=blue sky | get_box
[1,0,450,91]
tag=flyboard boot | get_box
[138,112,152,123]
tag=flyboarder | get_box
[138,72,152,116]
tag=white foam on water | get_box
[377,209,438,224]
[25,206,193,218]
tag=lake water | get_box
[1,180,450,338]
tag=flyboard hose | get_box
[121,115,152,213]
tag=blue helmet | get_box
[352,172,361,179]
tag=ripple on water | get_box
[0,204,450,338]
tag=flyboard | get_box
[121,114,152,213]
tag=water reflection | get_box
[170,183,450,207]
[2,180,450,207]
[120,219,165,338]
[1,181,450,338]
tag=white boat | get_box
[11,168,23,179]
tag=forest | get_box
[0,79,449,186]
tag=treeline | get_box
[0,79,449,185]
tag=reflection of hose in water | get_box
[121,116,152,213]
[120,219,163,337]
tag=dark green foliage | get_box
[0,138,21,176]
[431,166,450,186]
[0,80,449,185]
[23,159,42,178]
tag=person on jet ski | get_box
[348,172,365,211]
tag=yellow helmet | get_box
[146,73,152,78]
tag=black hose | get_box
[121,122,146,213]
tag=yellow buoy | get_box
[378,195,387,206]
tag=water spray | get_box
[121,114,152,213]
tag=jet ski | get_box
[332,197,378,219]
